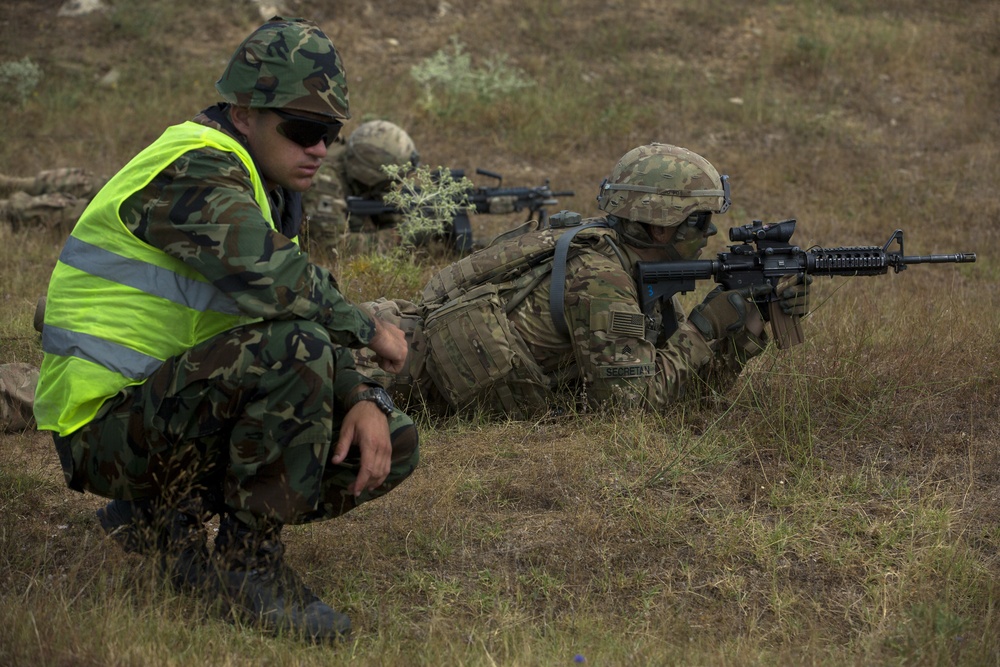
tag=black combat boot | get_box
[96,498,162,554]
[161,508,211,592]
[97,497,210,592]
[211,514,352,642]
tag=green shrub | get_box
[381,163,473,247]
[410,37,535,113]
[0,57,42,106]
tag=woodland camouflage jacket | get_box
[117,103,377,401]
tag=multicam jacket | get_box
[362,218,759,416]
[500,222,752,411]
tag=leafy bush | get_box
[380,163,473,247]
[0,57,42,106]
[410,36,535,113]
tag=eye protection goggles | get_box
[683,211,714,232]
[269,108,343,148]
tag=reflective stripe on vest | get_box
[34,122,274,435]
[59,235,242,315]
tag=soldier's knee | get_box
[239,321,337,400]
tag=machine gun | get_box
[636,219,977,348]
[346,168,574,253]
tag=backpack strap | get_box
[548,217,611,337]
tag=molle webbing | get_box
[420,220,617,327]
[420,224,558,305]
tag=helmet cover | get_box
[596,143,729,226]
[216,16,350,120]
[345,120,419,187]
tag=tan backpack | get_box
[418,214,621,416]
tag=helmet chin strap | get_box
[608,216,684,261]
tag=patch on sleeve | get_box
[609,311,646,338]
[597,363,657,379]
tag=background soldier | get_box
[0,167,104,232]
[353,143,810,418]
[302,119,419,254]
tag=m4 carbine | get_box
[636,219,976,348]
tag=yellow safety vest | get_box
[35,122,275,435]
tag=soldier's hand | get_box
[487,195,517,215]
[368,318,408,374]
[331,400,391,496]
[775,273,812,317]
[689,284,769,341]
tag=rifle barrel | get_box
[902,253,977,264]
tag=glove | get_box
[688,285,768,341]
[775,273,812,317]
[487,195,517,215]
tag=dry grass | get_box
[2,0,999,665]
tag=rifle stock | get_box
[636,219,976,348]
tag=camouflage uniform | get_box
[0,363,38,432]
[43,104,418,526]
[35,17,419,642]
[56,319,417,526]
[354,143,803,420]
[356,218,760,418]
[0,168,105,232]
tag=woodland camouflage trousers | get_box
[52,320,419,528]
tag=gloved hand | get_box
[775,273,812,317]
[487,195,517,215]
[688,285,769,341]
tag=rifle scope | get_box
[729,219,796,244]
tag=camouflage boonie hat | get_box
[216,16,350,120]
[345,120,419,187]
[596,143,730,226]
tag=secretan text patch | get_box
[598,363,656,378]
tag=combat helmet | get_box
[344,120,419,187]
[216,16,350,121]
[596,143,730,226]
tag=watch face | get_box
[372,388,394,414]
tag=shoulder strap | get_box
[549,220,611,337]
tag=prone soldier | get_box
[302,119,418,255]
[0,168,105,232]
[351,143,809,418]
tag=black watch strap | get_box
[348,386,395,416]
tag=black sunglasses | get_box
[269,108,343,148]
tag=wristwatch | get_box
[348,386,395,416]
